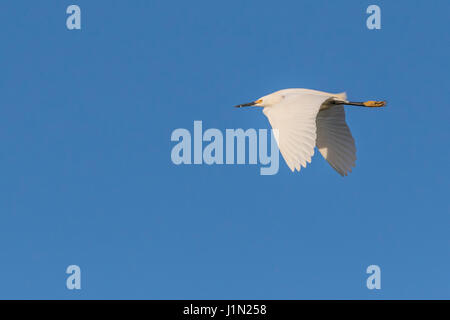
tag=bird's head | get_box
[234,90,287,108]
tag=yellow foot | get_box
[363,100,387,107]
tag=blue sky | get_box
[0,0,449,299]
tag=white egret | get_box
[235,89,386,176]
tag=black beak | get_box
[234,101,256,108]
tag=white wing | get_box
[263,94,331,172]
[316,105,356,176]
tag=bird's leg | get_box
[332,100,386,107]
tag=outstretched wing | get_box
[316,105,356,176]
[263,94,331,172]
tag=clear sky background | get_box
[0,0,449,299]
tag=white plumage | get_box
[316,103,356,176]
[235,88,385,176]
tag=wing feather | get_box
[316,106,357,176]
[263,94,331,172]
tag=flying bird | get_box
[235,89,386,176]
